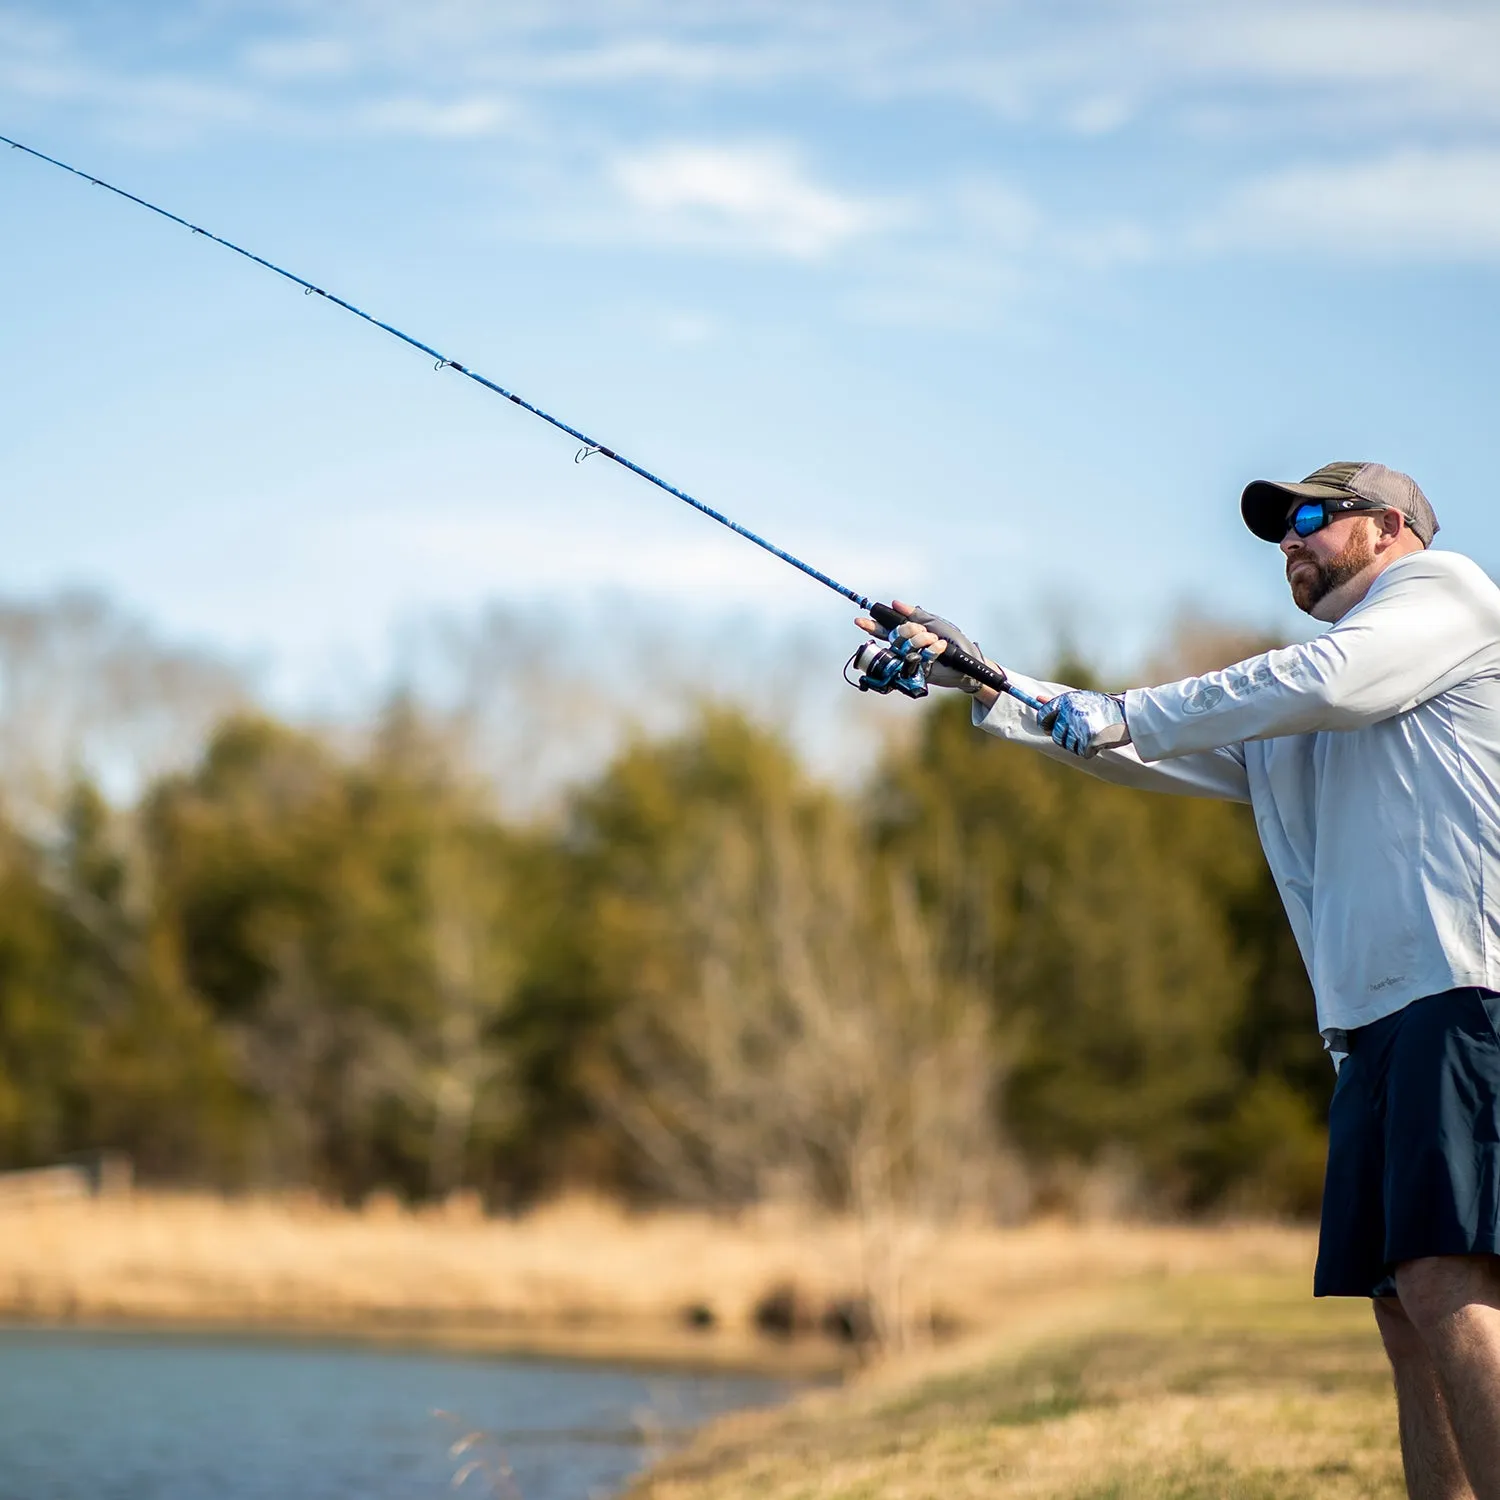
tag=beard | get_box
[1286,525,1377,614]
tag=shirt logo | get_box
[1183,684,1225,715]
[1228,662,1275,695]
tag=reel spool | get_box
[847,634,933,698]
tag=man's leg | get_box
[1376,1295,1475,1500]
[1393,1255,1500,1500]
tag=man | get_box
[859,462,1500,1499]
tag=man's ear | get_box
[1376,509,1405,549]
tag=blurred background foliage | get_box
[0,601,1330,1219]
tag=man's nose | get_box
[1279,530,1301,556]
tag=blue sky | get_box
[2,1,1499,732]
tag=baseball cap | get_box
[1241,462,1440,546]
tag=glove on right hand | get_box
[901,606,985,693]
[1037,690,1131,758]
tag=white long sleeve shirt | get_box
[973,549,1500,1044]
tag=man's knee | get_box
[1374,1294,1428,1368]
[1393,1254,1500,1335]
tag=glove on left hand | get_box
[1037,691,1131,759]
[900,606,985,693]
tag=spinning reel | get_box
[847,630,938,698]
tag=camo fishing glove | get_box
[1036,691,1131,758]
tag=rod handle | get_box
[865,602,1045,713]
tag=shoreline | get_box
[0,1306,851,1378]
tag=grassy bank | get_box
[0,1194,1324,1379]
[632,1269,1403,1498]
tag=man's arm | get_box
[857,603,1251,799]
[974,668,1252,802]
[1126,553,1500,762]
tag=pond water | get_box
[0,1326,788,1500]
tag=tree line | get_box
[0,667,1331,1220]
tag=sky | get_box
[2,1,1500,754]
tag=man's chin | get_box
[1289,576,1325,614]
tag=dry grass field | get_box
[0,1192,1316,1362]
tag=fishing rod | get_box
[0,131,1044,711]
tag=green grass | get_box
[631,1271,1406,1500]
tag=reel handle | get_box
[865,602,1048,715]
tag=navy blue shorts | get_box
[1316,986,1500,1298]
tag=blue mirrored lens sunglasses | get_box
[1287,498,1393,538]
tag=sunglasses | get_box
[1286,498,1394,539]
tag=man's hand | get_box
[1037,691,1131,758]
[854,601,986,694]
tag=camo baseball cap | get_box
[1241,462,1440,546]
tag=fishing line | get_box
[1,133,868,606]
[0,131,1042,711]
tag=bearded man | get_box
[862,463,1500,1499]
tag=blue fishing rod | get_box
[1,131,1044,711]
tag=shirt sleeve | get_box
[1124,552,1500,762]
[973,669,1252,803]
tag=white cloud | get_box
[658,310,718,345]
[526,36,796,87]
[0,61,279,140]
[1200,148,1500,261]
[1063,95,1137,137]
[13,1,1500,146]
[608,142,897,260]
[840,251,1026,331]
[355,95,518,139]
[832,176,1042,327]
[0,3,68,67]
[324,508,906,609]
[1052,220,1156,270]
[241,35,354,81]
[948,178,1044,254]
[0,6,96,105]
[1154,5,1500,116]
[9,0,1500,298]
[885,3,1500,128]
[0,8,282,137]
